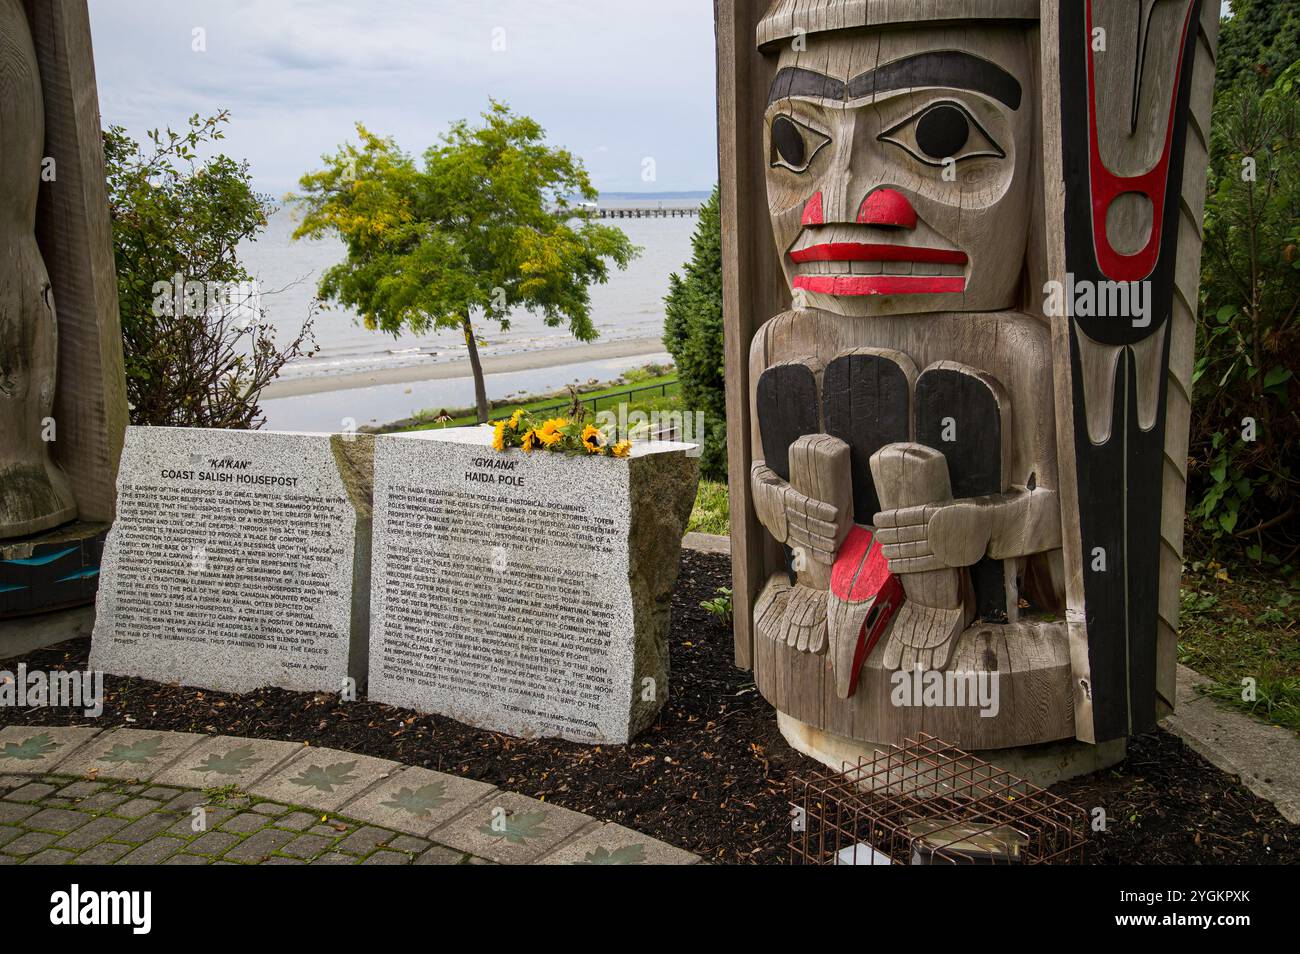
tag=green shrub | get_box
[1216,0,1300,95]
[105,112,314,427]
[1190,63,1299,563]
[664,186,727,481]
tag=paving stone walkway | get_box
[0,725,699,866]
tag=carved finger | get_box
[803,515,840,541]
[880,540,934,561]
[787,490,838,529]
[873,523,928,547]
[787,514,839,552]
[809,544,838,566]
[873,504,931,529]
[805,499,839,525]
[806,528,842,555]
[882,539,934,560]
[885,554,946,574]
[790,535,838,566]
[784,515,813,544]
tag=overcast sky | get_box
[86,0,720,197]
[86,2,1236,199]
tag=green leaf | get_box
[381,782,451,818]
[290,760,359,793]
[477,809,550,845]
[102,736,168,765]
[1264,366,1293,388]
[0,733,58,762]
[1218,510,1239,533]
[194,745,260,777]
[577,843,648,865]
[285,104,642,423]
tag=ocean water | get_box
[239,197,703,387]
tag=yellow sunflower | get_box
[520,429,540,453]
[581,425,606,454]
[492,420,507,451]
[537,417,569,447]
[508,408,525,430]
[610,440,632,458]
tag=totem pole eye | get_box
[878,100,1005,167]
[770,115,830,173]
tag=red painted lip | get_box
[789,243,968,265]
[793,275,967,296]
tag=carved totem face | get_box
[764,25,1035,317]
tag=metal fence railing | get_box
[487,378,679,424]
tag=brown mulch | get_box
[2,550,1295,864]
[1054,730,1296,863]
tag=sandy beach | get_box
[262,337,668,399]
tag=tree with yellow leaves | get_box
[291,101,639,423]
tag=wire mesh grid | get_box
[788,733,1088,865]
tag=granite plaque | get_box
[368,428,697,743]
[90,426,372,693]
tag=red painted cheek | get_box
[801,192,824,226]
[857,188,917,229]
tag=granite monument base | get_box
[368,428,699,744]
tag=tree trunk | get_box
[463,315,489,424]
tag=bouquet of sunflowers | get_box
[492,407,632,458]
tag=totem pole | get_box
[0,0,127,619]
[0,0,77,537]
[719,0,1217,775]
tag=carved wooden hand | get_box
[869,442,971,672]
[875,488,1063,572]
[749,460,843,565]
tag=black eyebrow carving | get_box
[769,51,1023,111]
[768,67,846,103]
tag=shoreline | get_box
[262,337,669,399]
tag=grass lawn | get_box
[384,368,679,433]
[1178,564,1300,735]
[688,480,730,535]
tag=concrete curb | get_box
[682,531,730,555]
[0,605,95,659]
[1161,664,1300,824]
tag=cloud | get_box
[87,0,718,195]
